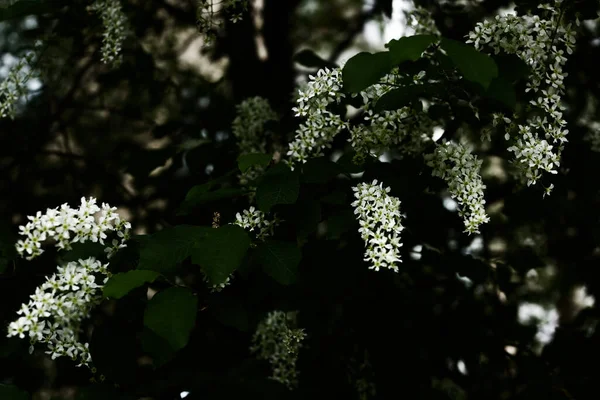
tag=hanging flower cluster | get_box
[286,67,348,167]
[0,51,37,119]
[351,180,404,272]
[250,310,306,390]
[425,141,490,234]
[89,0,129,67]
[405,5,441,36]
[7,257,109,368]
[233,206,279,242]
[232,97,278,185]
[466,0,576,188]
[15,197,131,260]
[196,0,249,45]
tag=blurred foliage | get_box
[0,0,600,400]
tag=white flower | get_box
[250,310,306,389]
[7,257,110,368]
[351,180,404,272]
[15,197,130,260]
[233,206,279,242]
[286,68,348,168]
[425,142,490,234]
[88,0,129,67]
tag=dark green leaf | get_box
[0,384,28,400]
[178,185,246,215]
[302,157,343,183]
[374,84,442,112]
[320,191,348,205]
[103,270,160,299]
[293,49,338,69]
[138,225,211,274]
[191,225,251,286]
[59,241,106,263]
[485,76,516,109]
[144,287,198,351]
[141,327,176,368]
[256,166,300,212]
[336,151,366,174]
[386,34,437,65]
[326,209,356,239]
[440,38,498,89]
[255,240,301,285]
[342,51,391,93]
[494,54,530,83]
[237,153,272,172]
[296,199,321,239]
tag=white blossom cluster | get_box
[351,180,404,272]
[466,0,576,188]
[196,0,249,45]
[425,142,490,234]
[0,51,37,119]
[232,97,278,185]
[405,6,441,36]
[286,68,348,167]
[233,206,279,242]
[15,197,131,260]
[250,310,306,389]
[7,257,110,368]
[89,0,128,67]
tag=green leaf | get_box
[336,151,366,174]
[440,38,498,89]
[59,241,106,263]
[237,153,272,172]
[144,287,198,352]
[494,54,530,83]
[293,49,338,69]
[255,240,301,285]
[296,199,321,239]
[103,270,160,299]
[178,185,246,215]
[138,225,211,274]
[191,225,251,286]
[302,157,343,183]
[0,0,56,21]
[342,51,391,93]
[141,327,176,368]
[485,76,516,109]
[374,84,442,112]
[326,209,356,239]
[0,384,29,400]
[256,166,300,212]
[386,34,437,65]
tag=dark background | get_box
[1,0,600,399]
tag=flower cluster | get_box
[466,0,576,188]
[7,257,110,367]
[0,51,37,119]
[351,180,404,272]
[89,0,128,67]
[233,206,279,242]
[232,97,278,185]
[197,0,249,45]
[405,6,441,36]
[425,142,490,234]
[15,197,131,260]
[286,68,348,167]
[250,310,306,389]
